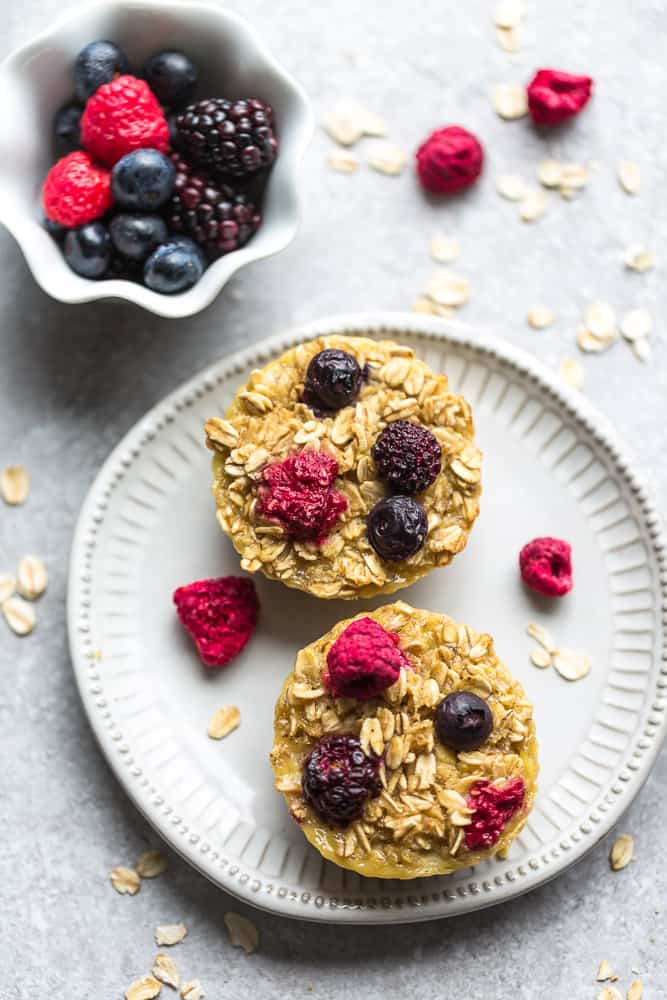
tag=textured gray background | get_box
[1,1,666,997]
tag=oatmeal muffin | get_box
[205,335,481,599]
[270,603,538,879]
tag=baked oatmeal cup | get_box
[270,603,538,879]
[205,335,481,599]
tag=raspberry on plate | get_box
[519,536,573,597]
[42,151,112,227]
[80,74,170,166]
[173,576,259,668]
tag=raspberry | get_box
[42,151,112,227]
[372,420,442,494]
[416,125,484,195]
[464,778,525,850]
[173,576,258,668]
[165,153,261,259]
[325,618,409,701]
[527,69,593,126]
[174,97,278,178]
[80,74,170,166]
[519,536,573,597]
[257,451,347,544]
[302,734,382,827]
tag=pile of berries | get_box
[42,40,277,293]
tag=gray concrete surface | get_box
[2,1,667,997]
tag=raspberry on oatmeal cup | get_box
[204,335,482,599]
[269,603,539,879]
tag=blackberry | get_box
[372,420,442,494]
[302,734,381,828]
[367,495,428,561]
[165,153,261,259]
[302,349,364,415]
[435,691,493,751]
[174,97,278,179]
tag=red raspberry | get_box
[80,74,170,166]
[324,617,410,700]
[257,450,347,544]
[42,151,112,227]
[416,125,484,195]
[527,69,593,126]
[464,778,525,850]
[173,576,258,669]
[519,536,573,597]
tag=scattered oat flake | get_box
[609,833,634,871]
[180,981,204,1000]
[519,189,547,222]
[426,270,470,308]
[558,163,588,196]
[16,555,47,600]
[597,989,623,1000]
[527,622,557,653]
[153,953,180,990]
[136,849,168,878]
[496,173,528,201]
[631,337,652,363]
[621,308,652,342]
[429,235,460,263]
[552,648,592,681]
[207,705,241,740]
[627,980,643,1000]
[527,305,554,329]
[0,574,16,604]
[125,976,161,1000]
[327,151,359,174]
[492,83,528,119]
[624,244,654,272]
[530,647,552,669]
[367,142,407,175]
[577,327,613,354]
[224,912,259,954]
[495,25,521,52]
[596,960,617,983]
[618,160,641,194]
[2,596,36,636]
[494,0,523,28]
[322,102,367,146]
[111,866,141,895]
[586,301,616,339]
[1,464,29,505]
[155,923,188,947]
[537,159,562,188]
[413,296,437,315]
[560,357,584,390]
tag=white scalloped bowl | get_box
[0,0,312,318]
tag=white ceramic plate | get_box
[68,313,667,924]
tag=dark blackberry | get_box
[302,349,364,415]
[372,420,442,494]
[165,153,261,259]
[435,691,493,751]
[302,734,381,828]
[174,97,278,179]
[367,495,428,561]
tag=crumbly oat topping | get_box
[206,337,481,600]
[270,603,538,879]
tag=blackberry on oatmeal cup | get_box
[204,335,482,599]
[270,603,538,878]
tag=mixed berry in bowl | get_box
[42,40,278,294]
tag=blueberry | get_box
[435,691,493,751]
[143,237,205,293]
[54,102,83,154]
[366,495,427,561]
[302,349,364,414]
[44,217,67,241]
[111,149,176,210]
[64,222,111,279]
[143,50,198,108]
[73,40,129,101]
[110,213,168,260]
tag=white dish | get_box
[68,313,667,923]
[0,0,312,318]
